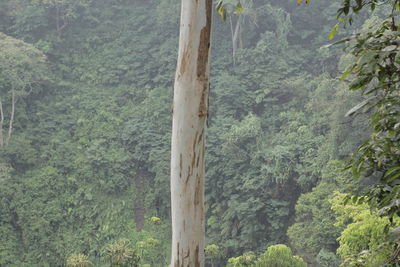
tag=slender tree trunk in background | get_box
[170,0,212,266]
[232,15,240,61]
[6,88,15,145]
[56,5,60,37]
[229,15,236,65]
[0,97,4,147]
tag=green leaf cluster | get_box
[227,244,307,267]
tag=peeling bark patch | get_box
[196,0,212,79]
[179,47,190,75]
[197,0,211,118]
[198,82,208,117]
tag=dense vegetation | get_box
[0,0,398,266]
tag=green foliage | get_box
[4,0,93,42]
[228,245,307,267]
[317,0,400,264]
[104,239,140,267]
[342,18,400,221]
[0,32,47,90]
[216,0,245,21]
[316,249,341,267]
[253,245,307,267]
[206,2,352,257]
[136,237,163,265]
[332,193,400,266]
[0,32,48,145]
[337,0,400,26]
[227,251,256,267]
[287,161,350,263]
[205,244,223,267]
[66,253,92,267]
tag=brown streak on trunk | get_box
[195,245,201,267]
[180,153,183,178]
[194,174,201,206]
[197,129,204,144]
[196,0,211,119]
[192,151,196,170]
[198,83,208,117]
[175,243,180,267]
[185,166,191,185]
[191,135,197,170]
[184,250,190,259]
[196,0,212,79]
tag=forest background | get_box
[0,0,397,266]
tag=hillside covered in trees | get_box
[0,0,399,266]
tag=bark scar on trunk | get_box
[180,46,190,75]
[184,250,190,259]
[192,150,196,171]
[198,82,208,117]
[197,129,204,144]
[195,245,201,267]
[196,154,200,168]
[196,0,212,79]
[194,174,202,206]
[197,0,211,119]
[191,133,197,170]
[185,166,191,185]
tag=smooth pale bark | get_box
[170,0,212,266]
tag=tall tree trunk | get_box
[170,0,212,266]
[229,15,236,65]
[6,88,15,146]
[232,15,241,62]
